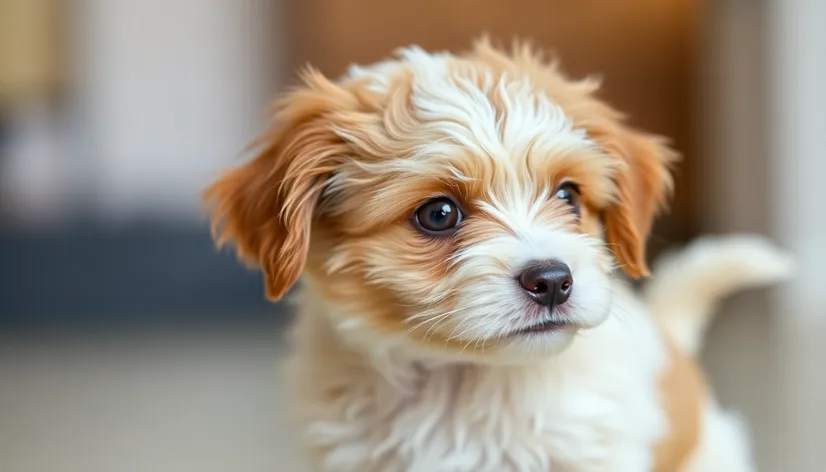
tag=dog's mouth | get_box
[513,318,574,335]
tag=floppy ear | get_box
[592,124,676,278]
[204,69,354,300]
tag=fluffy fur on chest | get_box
[284,284,671,472]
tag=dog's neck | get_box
[291,291,573,422]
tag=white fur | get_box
[439,191,615,357]
[281,235,792,472]
[683,405,755,472]
[331,51,621,361]
[323,57,622,365]
[285,281,666,472]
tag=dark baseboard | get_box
[0,224,289,331]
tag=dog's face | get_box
[206,41,674,362]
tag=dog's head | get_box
[206,40,675,361]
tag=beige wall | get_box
[700,1,826,470]
[72,0,284,221]
[769,0,826,470]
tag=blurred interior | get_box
[1,1,824,471]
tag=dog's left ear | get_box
[204,69,356,300]
[592,123,676,278]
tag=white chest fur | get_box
[283,285,668,472]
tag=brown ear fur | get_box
[593,123,676,277]
[204,69,355,300]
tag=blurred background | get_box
[1,1,823,471]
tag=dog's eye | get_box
[413,198,463,235]
[554,182,581,219]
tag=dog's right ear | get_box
[204,69,355,300]
[587,120,675,278]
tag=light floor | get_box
[0,303,782,472]
[0,328,306,472]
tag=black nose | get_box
[518,261,573,308]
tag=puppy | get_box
[205,40,792,471]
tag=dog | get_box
[205,40,792,471]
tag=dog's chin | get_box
[493,323,580,361]
[447,302,612,364]
[413,322,582,366]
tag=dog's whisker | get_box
[406,312,451,335]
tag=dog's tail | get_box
[645,234,793,356]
